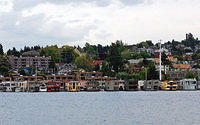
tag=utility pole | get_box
[159,40,162,81]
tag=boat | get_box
[66,81,80,92]
[161,81,178,91]
[15,87,22,92]
[6,87,12,92]
[0,83,5,92]
[47,81,60,92]
[39,84,47,92]
[86,81,100,92]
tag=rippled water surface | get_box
[1,91,200,125]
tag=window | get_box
[6,79,10,81]
[73,83,75,89]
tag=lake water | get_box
[0,91,200,125]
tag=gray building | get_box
[143,80,160,91]
[105,80,124,91]
[8,56,51,71]
[178,79,197,90]
[167,69,200,80]
[125,79,138,91]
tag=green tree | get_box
[75,54,93,71]
[0,44,3,55]
[101,60,111,76]
[148,62,159,80]
[137,41,149,48]
[108,42,123,73]
[185,72,195,79]
[116,40,125,53]
[0,55,10,76]
[39,49,46,56]
[7,47,21,57]
[162,53,172,74]
[116,72,139,80]
[39,45,60,62]
[18,69,26,76]
[60,45,78,63]
[121,50,132,60]
[84,43,96,55]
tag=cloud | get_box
[0,0,200,51]
[0,0,13,13]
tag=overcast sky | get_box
[0,0,200,51]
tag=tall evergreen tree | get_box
[108,42,123,73]
[0,44,3,55]
[0,55,10,76]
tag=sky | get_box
[0,0,200,51]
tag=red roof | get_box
[92,60,103,66]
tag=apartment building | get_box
[8,56,51,71]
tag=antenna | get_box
[159,40,162,81]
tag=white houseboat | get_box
[179,79,197,90]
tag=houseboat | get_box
[27,81,40,92]
[161,81,178,91]
[47,81,60,92]
[86,81,100,91]
[118,80,125,91]
[15,87,22,92]
[179,79,197,90]
[39,83,47,92]
[105,80,119,91]
[79,80,87,91]
[66,81,80,92]
[138,80,144,90]
[143,80,160,91]
[124,79,138,91]
[3,82,17,92]
[19,81,28,92]
[198,81,200,90]
[0,83,5,92]
[98,81,106,91]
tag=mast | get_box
[159,40,162,81]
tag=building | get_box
[2,81,17,92]
[138,80,145,90]
[86,81,100,91]
[167,69,200,80]
[143,80,160,91]
[0,77,11,83]
[8,56,51,71]
[161,81,178,91]
[105,80,119,91]
[46,81,61,92]
[172,64,192,70]
[105,80,125,91]
[124,79,138,91]
[66,81,80,92]
[178,79,197,90]
[56,63,77,75]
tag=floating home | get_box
[161,81,178,91]
[143,80,160,91]
[198,81,200,90]
[179,79,197,90]
[86,81,100,91]
[105,80,119,91]
[39,83,47,92]
[138,80,144,90]
[105,80,125,91]
[66,81,80,92]
[0,83,5,92]
[47,81,61,92]
[125,79,138,91]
